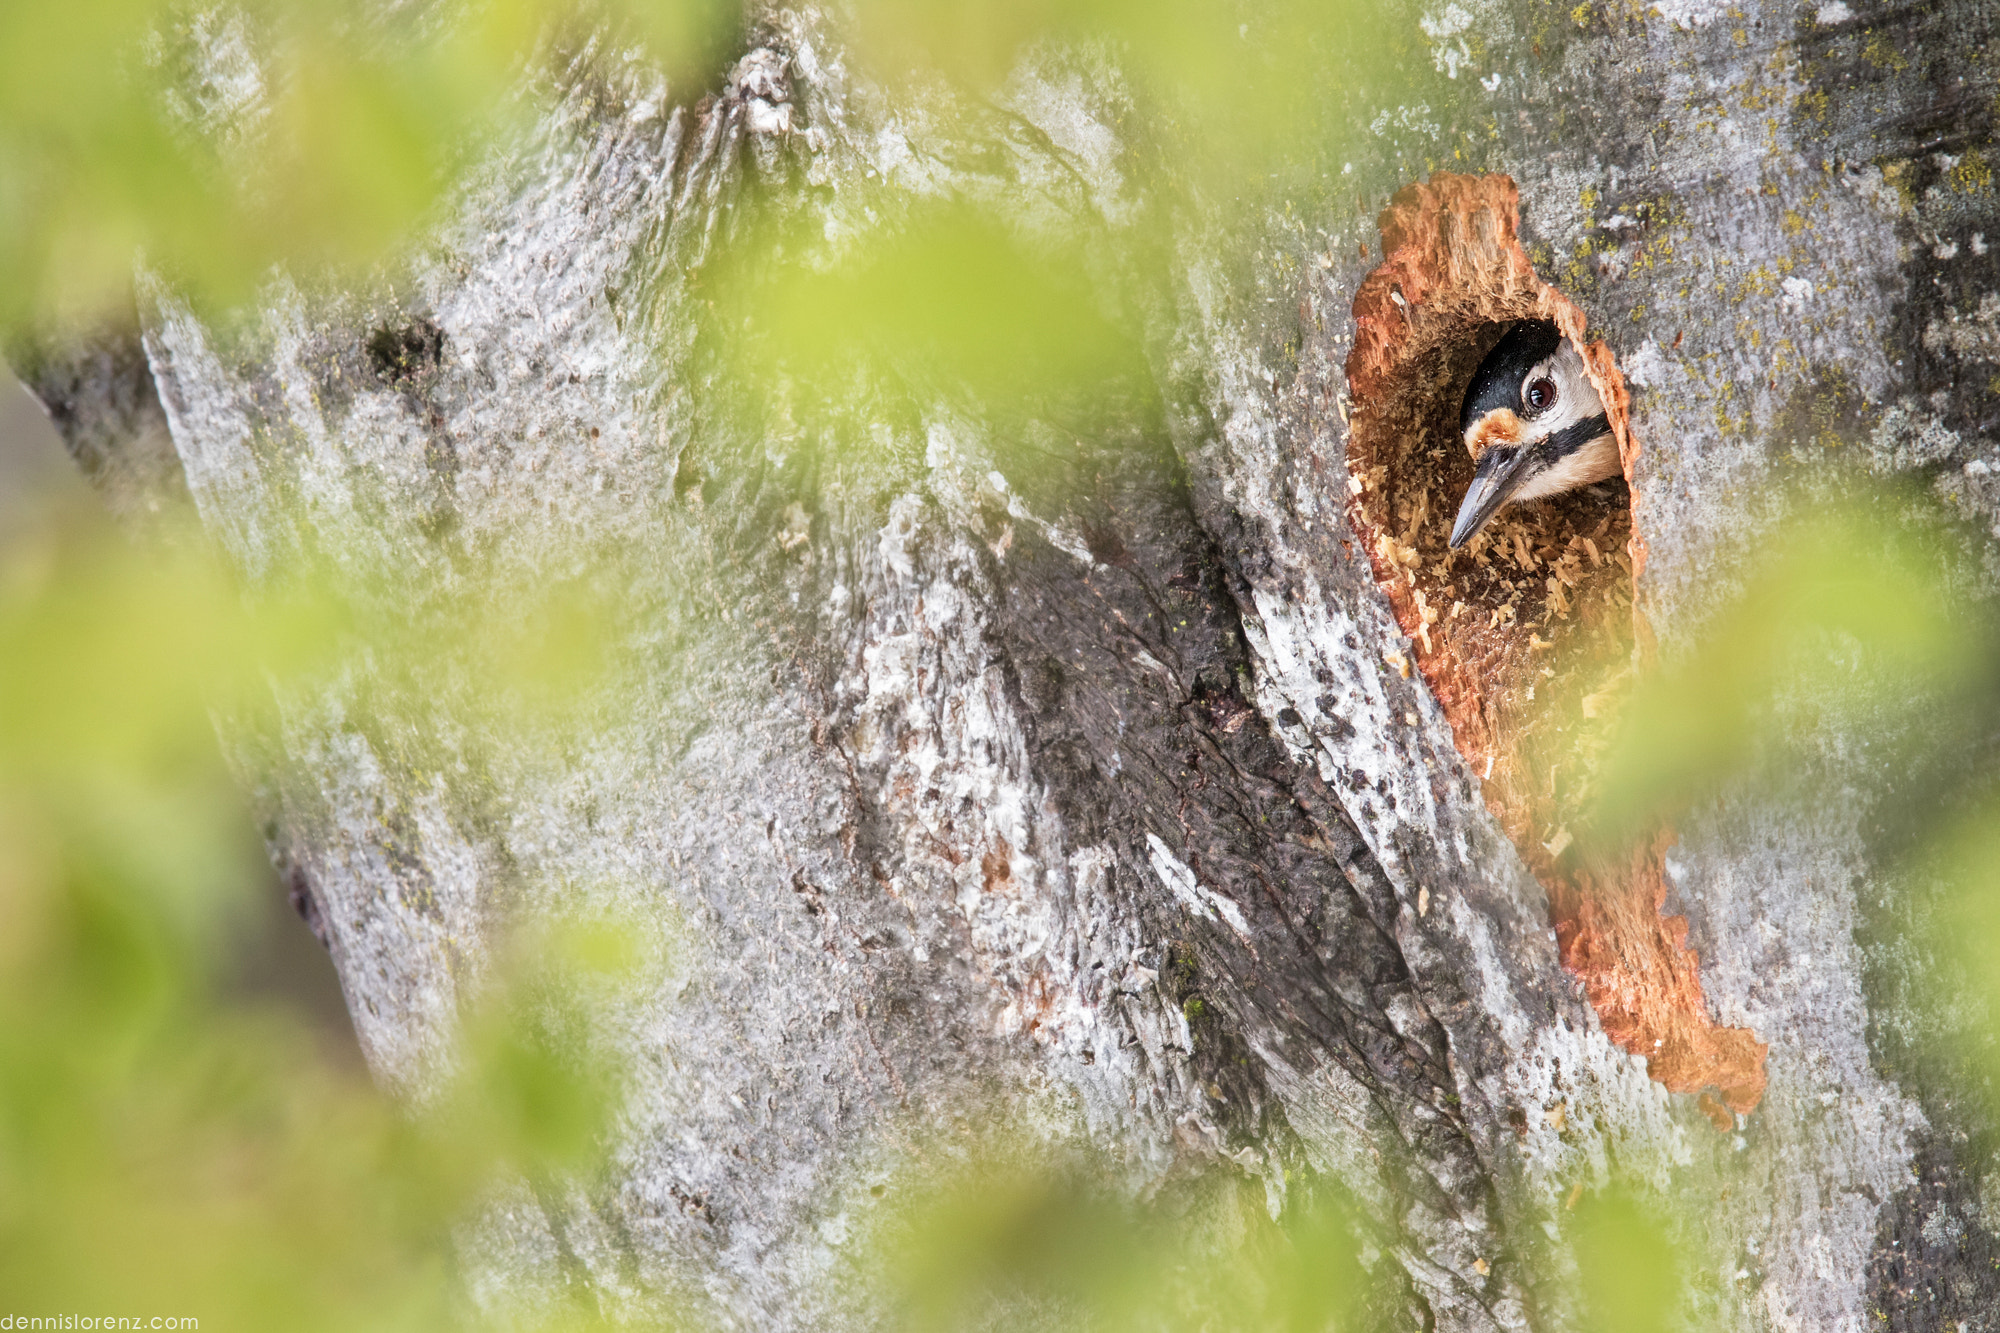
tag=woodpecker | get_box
[1448,320,1620,550]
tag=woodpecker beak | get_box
[1449,445,1530,550]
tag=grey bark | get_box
[17,0,2000,1328]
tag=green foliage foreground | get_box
[6,486,1986,1329]
[2,1,1997,1330]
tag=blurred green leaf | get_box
[1569,1189,1685,1333]
[1938,803,2000,925]
[0,0,741,331]
[740,204,1143,405]
[849,0,1388,190]
[421,912,647,1184]
[0,500,655,1327]
[872,1149,1369,1333]
[1586,498,1982,849]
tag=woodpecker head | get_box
[1448,320,1622,549]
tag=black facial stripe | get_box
[1532,413,1613,462]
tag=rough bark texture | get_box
[18,0,2000,1328]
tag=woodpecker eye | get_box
[1523,377,1557,415]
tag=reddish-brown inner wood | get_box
[1343,171,1766,1117]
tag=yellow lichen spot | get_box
[1731,27,1748,45]
[1949,150,1993,195]
[1882,159,1918,211]
[1734,264,1778,298]
[1862,31,1910,72]
[1782,209,1807,235]
[1571,1,1592,23]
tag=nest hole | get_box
[1342,172,1767,1116]
[1344,183,1637,853]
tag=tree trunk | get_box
[18,1,2000,1327]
